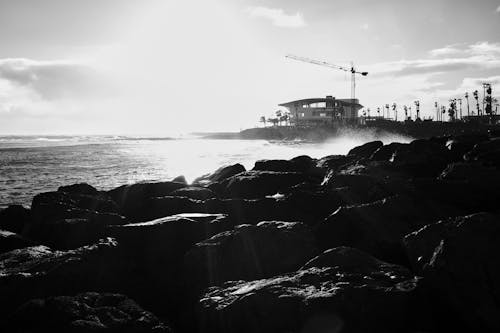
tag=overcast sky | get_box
[1,0,500,134]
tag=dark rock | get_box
[404,213,500,332]
[369,142,408,161]
[0,230,34,254]
[0,238,118,314]
[170,186,217,200]
[183,221,318,294]
[107,181,186,219]
[6,292,171,333]
[347,140,383,158]
[142,196,205,221]
[58,183,99,196]
[445,134,489,161]
[439,162,500,183]
[316,195,462,265]
[316,154,357,171]
[107,215,233,317]
[253,155,318,175]
[221,171,309,199]
[172,175,187,184]
[465,137,500,162]
[193,164,246,186]
[0,205,31,234]
[198,246,424,333]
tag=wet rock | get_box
[465,137,500,162]
[199,246,423,333]
[107,181,186,219]
[369,142,408,161]
[0,205,31,234]
[0,230,34,254]
[170,186,217,200]
[439,162,500,183]
[404,213,500,332]
[316,195,461,264]
[5,292,171,333]
[172,175,187,184]
[193,163,246,186]
[445,134,489,161]
[316,154,357,171]
[184,221,318,294]
[253,155,318,175]
[0,238,118,314]
[347,140,383,159]
[221,171,309,199]
[142,196,206,221]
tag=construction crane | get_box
[285,54,368,114]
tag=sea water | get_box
[0,133,411,208]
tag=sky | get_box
[0,0,500,135]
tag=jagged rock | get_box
[369,142,408,161]
[465,137,500,161]
[404,213,500,332]
[5,292,171,333]
[315,195,461,264]
[193,164,246,186]
[170,186,217,200]
[183,221,318,294]
[253,155,317,174]
[0,238,118,315]
[0,230,34,254]
[445,134,489,161]
[221,171,309,199]
[347,140,383,158]
[198,246,424,333]
[439,162,500,183]
[0,205,31,234]
[141,196,205,221]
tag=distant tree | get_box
[392,103,397,121]
[473,90,480,115]
[275,110,283,126]
[259,116,267,127]
[268,117,279,126]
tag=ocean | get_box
[0,133,411,208]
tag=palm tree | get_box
[259,116,267,127]
[392,103,397,121]
[275,110,283,126]
[473,90,480,115]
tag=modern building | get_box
[279,95,363,126]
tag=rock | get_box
[0,238,118,314]
[0,205,31,234]
[391,139,453,177]
[5,292,171,333]
[221,171,309,199]
[107,181,186,219]
[170,186,217,200]
[445,134,489,161]
[58,183,99,196]
[369,142,408,161]
[347,140,383,158]
[172,175,187,184]
[439,162,500,183]
[315,195,462,265]
[198,246,424,333]
[403,213,500,332]
[253,155,317,174]
[0,230,34,254]
[316,154,357,171]
[107,215,233,317]
[193,164,246,186]
[141,196,206,221]
[183,221,318,294]
[465,137,500,162]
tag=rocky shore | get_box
[1,132,500,332]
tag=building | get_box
[279,96,363,126]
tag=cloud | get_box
[497,5,500,13]
[360,23,369,31]
[0,58,109,100]
[246,7,306,28]
[429,44,463,57]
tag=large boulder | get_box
[107,181,186,219]
[445,134,489,161]
[57,183,99,196]
[140,196,206,221]
[0,238,118,314]
[347,140,383,158]
[27,190,126,249]
[315,195,462,265]
[0,230,34,254]
[0,205,31,234]
[221,171,309,199]
[369,142,408,161]
[253,155,319,176]
[316,154,357,172]
[5,292,171,333]
[107,215,233,317]
[198,246,424,333]
[404,213,500,332]
[183,221,318,294]
[193,164,246,186]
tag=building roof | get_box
[279,97,363,109]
